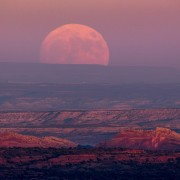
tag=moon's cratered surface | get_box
[41,24,109,65]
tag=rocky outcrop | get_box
[0,132,77,148]
[98,128,180,150]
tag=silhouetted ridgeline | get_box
[0,147,179,179]
[0,62,180,84]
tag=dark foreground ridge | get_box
[0,147,179,180]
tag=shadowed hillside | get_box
[0,147,179,179]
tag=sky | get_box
[0,0,180,68]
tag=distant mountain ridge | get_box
[0,62,179,84]
[98,128,180,150]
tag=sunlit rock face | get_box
[98,128,180,150]
[0,132,77,148]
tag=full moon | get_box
[40,24,109,65]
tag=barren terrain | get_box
[0,109,179,145]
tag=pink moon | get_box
[40,24,109,65]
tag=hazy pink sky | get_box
[0,0,180,67]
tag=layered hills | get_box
[98,128,180,150]
[0,109,179,145]
[0,132,76,148]
[0,109,179,129]
[0,128,179,150]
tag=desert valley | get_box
[0,64,180,179]
[0,108,180,179]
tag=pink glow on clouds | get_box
[0,0,180,67]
